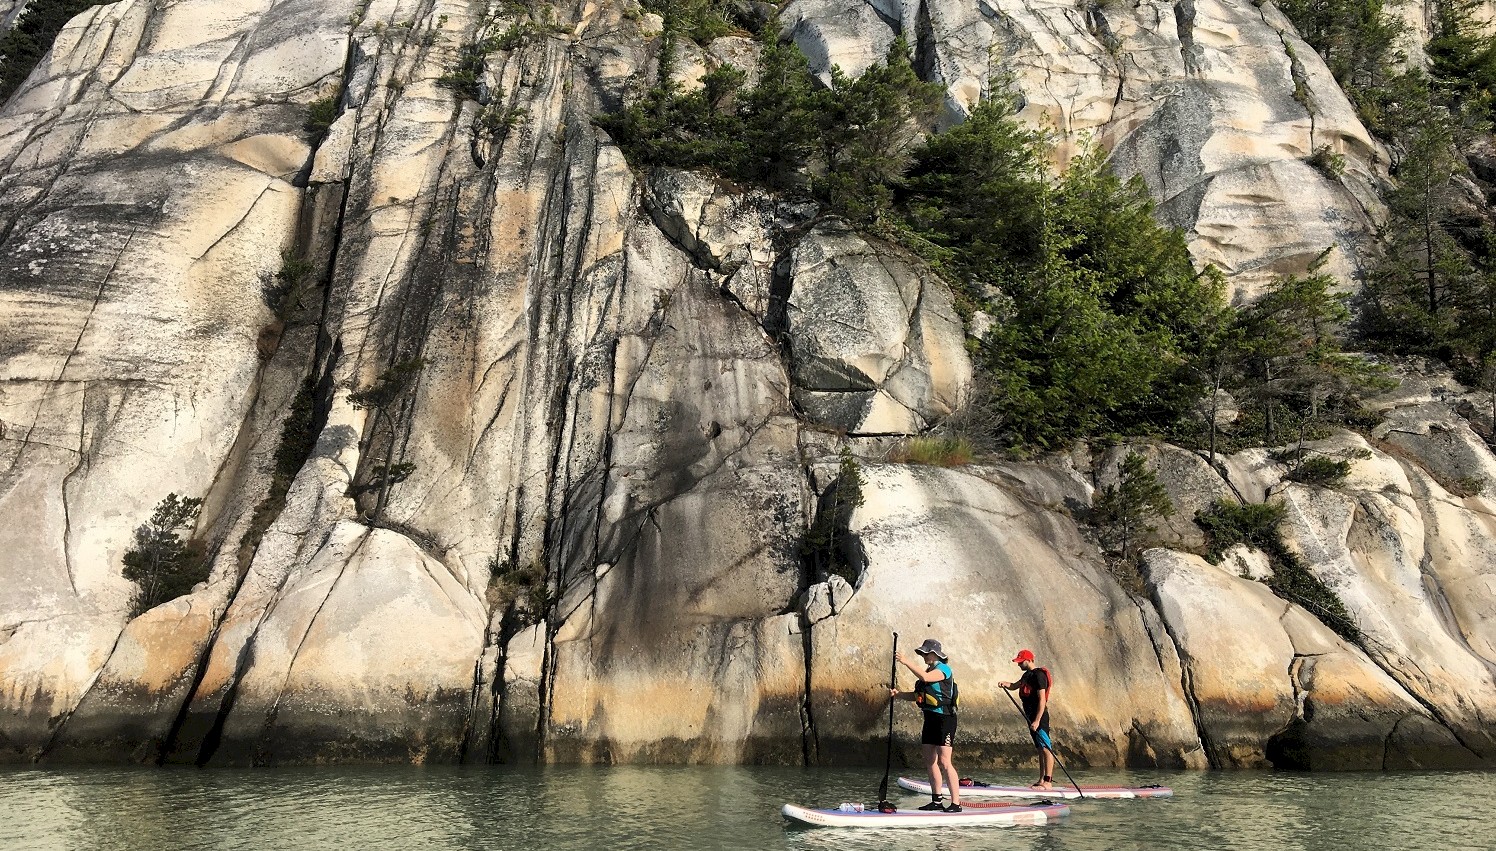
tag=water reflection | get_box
[1,765,1492,850]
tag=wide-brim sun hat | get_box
[914,638,947,660]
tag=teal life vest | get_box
[915,664,958,714]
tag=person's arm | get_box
[888,688,917,701]
[896,652,946,683]
[996,681,1017,690]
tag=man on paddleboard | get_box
[889,638,963,812]
[998,649,1054,791]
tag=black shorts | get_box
[921,712,958,747]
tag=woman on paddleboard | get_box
[889,638,962,812]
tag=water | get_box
[1,765,1492,851]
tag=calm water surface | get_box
[2,765,1492,851]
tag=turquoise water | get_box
[1,765,1492,850]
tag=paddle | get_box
[1001,688,1084,799]
[876,632,898,812]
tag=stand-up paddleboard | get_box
[782,800,1069,828]
[898,776,1172,799]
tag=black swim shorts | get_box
[920,712,958,747]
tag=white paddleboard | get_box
[781,800,1069,828]
[898,776,1173,800]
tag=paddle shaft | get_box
[877,633,898,804]
[1002,686,1083,799]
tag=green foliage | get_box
[1283,0,1496,389]
[598,38,942,220]
[1307,146,1346,179]
[948,136,1222,449]
[122,493,207,615]
[643,0,735,44]
[891,435,974,466]
[303,96,340,140]
[899,94,1046,284]
[801,450,866,584]
[242,378,324,564]
[1427,0,1496,123]
[437,42,488,100]
[486,557,549,624]
[1278,0,1403,109]
[1283,454,1354,486]
[263,251,316,314]
[274,379,320,484]
[1196,498,1361,642]
[1196,499,1286,562]
[1229,259,1394,446]
[0,0,112,102]
[477,98,527,139]
[814,55,945,223]
[491,8,566,51]
[1093,451,1174,561]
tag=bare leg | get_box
[1039,748,1055,790]
[923,744,944,799]
[937,745,960,805]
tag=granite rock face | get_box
[1,0,1495,771]
[782,0,1385,300]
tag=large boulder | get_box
[1141,548,1471,769]
[808,463,1207,769]
[784,222,971,435]
[199,522,487,764]
[1277,464,1496,760]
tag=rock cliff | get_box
[1,0,1494,770]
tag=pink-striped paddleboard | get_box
[898,776,1172,800]
[782,800,1069,828]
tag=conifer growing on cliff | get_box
[121,493,206,615]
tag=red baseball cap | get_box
[1012,649,1035,663]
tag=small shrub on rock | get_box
[303,96,340,140]
[1283,454,1353,486]
[801,450,866,584]
[890,436,973,466]
[122,493,207,615]
[487,557,549,624]
[1092,451,1174,562]
[1197,498,1361,642]
[1307,146,1347,178]
[1196,499,1286,562]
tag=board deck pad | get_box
[781,801,1069,828]
[898,776,1173,800]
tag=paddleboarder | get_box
[998,648,1053,790]
[889,638,962,812]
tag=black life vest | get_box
[915,670,958,712]
[1018,667,1053,700]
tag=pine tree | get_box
[1235,257,1392,447]
[121,493,207,615]
[1093,451,1174,561]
